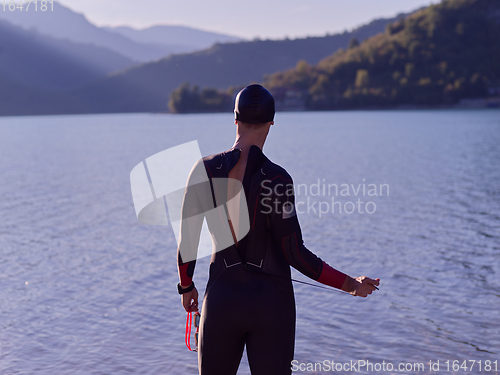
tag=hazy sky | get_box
[59,0,437,39]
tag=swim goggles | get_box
[185,310,200,352]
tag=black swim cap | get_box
[234,84,275,124]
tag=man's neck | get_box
[232,137,264,154]
[231,122,270,156]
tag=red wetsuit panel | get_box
[178,263,192,287]
[317,261,347,290]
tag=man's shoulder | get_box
[202,151,222,163]
[201,149,235,174]
[262,159,293,184]
[201,150,225,164]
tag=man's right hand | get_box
[342,276,380,297]
[181,285,199,312]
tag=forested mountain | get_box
[170,0,500,113]
[0,5,425,116]
[265,0,500,110]
[71,13,411,114]
[0,2,241,116]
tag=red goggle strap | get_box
[185,310,200,351]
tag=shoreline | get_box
[1,102,499,118]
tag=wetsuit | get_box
[177,145,347,375]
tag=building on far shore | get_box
[272,87,307,112]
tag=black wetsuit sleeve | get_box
[267,177,324,280]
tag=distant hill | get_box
[70,12,414,114]
[0,2,173,62]
[0,19,133,91]
[264,0,500,110]
[0,2,245,63]
[103,25,244,54]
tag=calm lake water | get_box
[0,110,499,375]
